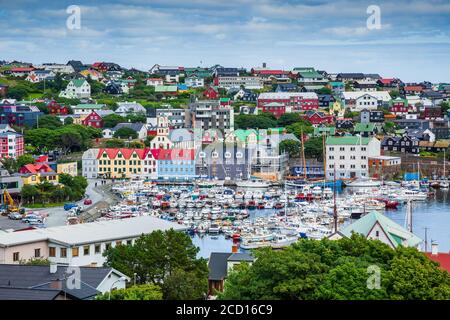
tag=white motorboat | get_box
[345,179,381,188]
[236,179,271,188]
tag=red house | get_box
[420,107,442,120]
[19,163,54,174]
[389,98,411,115]
[82,111,104,128]
[257,92,319,117]
[47,101,69,115]
[403,85,423,95]
[91,62,108,72]
[303,111,334,125]
[203,87,219,99]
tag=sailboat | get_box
[440,149,449,189]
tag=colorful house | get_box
[152,148,196,181]
[19,163,59,185]
[303,111,334,125]
[47,101,69,115]
[97,148,148,179]
[56,162,78,177]
[203,87,219,99]
[82,111,104,128]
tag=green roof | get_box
[340,211,422,248]
[71,79,88,88]
[314,127,336,136]
[389,97,408,106]
[155,85,178,92]
[234,129,259,142]
[354,123,376,132]
[326,136,372,145]
[268,127,285,134]
[220,98,230,102]
[329,81,344,86]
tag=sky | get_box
[1,0,450,82]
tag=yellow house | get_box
[97,148,147,179]
[329,100,345,118]
[21,172,59,185]
[57,162,78,177]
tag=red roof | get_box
[97,148,150,160]
[379,78,394,85]
[19,163,53,174]
[154,149,195,161]
[35,155,48,163]
[11,67,34,72]
[404,85,423,91]
[255,70,287,75]
[425,252,450,273]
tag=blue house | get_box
[291,161,325,178]
[152,148,196,181]
[0,104,44,127]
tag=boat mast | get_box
[301,128,306,180]
[406,200,413,233]
[333,167,337,233]
[323,134,326,187]
[444,149,446,181]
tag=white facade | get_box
[115,102,146,116]
[142,150,157,179]
[146,78,164,86]
[150,117,174,149]
[102,128,113,139]
[82,148,99,179]
[326,137,381,180]
[185,76,204,88]
[342,91,391,111]
[217,76,263,89]
[59,79,91,99]
[41,64,75,74]
[165,74,179,83]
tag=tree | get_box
[16,154,35,169]
[389,90,400,99]
[0,158,18,174]
[21,184,40,204]
[384,121,396,133]
[96,284,163,300]
[144,135,156,147]
[64,117,74,125]
[304,137,324,160]
[21,258,51,266]
[279,139,301,157]
[104,139,126,148]
[234,114,277,129]
[113,127,138,140]
[102,114,126,128]
[317,87,333,95]
[7,87,28,100]
[286,120,313,138]
[440,102,449,115]
[37,115,63,129]
[103,230,208,300]
[277,113,301,127]
[218,235,450,300]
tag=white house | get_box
[72,103,106,115]
[143,149,158,180]
[146,78,164,87]
[59,79,91,99]
[150,116,173,149]
[115,101,146,117]
[82,148,99,179]
[342,91,391,111]
[25,70,55,83]
[185,75,204,88]
[41,63,75,74]
[110,123,148,140]
[325,136,381,180]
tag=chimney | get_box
[431,242,439,255]
[50,279,63,290]
[232,243,238,253]
[50,263,58,274]
[262,62,266,68]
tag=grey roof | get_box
[208,252,254,281]
[112,122,146,132]
[0,265,118,300]
[0,287,68,300]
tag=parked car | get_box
[8,212,23,220]
[22,214,43,223]
[64,203,78,211]
[84,198,92,205]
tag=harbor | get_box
[58,177,449,257]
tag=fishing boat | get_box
[240,234,298,250]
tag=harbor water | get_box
[192,188,450,259]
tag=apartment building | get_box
[189,100,234,136]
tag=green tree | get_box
[304,137,324,160]
[21,184,40,204]
[0,158,18,174]
[317,87,333,95]
[16,154,35,169]
[389,90,400,99]
[103,230,208,300]
[384,121,396,133]
[64,117,74,125]
[234,114,278,129]
[96,284,163,300]
[286,120,313,138]
[102,114,126,128]
[104,139,126,148]
[277,113,301,127]
[21,258,51,266]
[113,127,138,140]
[37,115,63,129]
[279,139,301,157]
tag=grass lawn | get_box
[25,202,65,209]
[28,93,44,99]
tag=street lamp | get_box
[108,276,127,300]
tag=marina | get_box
[60,178,450,258]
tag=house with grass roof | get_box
[353,122,380,137]
[59,79,91,99]
[329,211,422,249]
[293,67,328,87]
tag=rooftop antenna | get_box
[333,166,337,233]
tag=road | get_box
[29,179,113,227]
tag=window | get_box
[34,248,41,258]
[375,231,380,237]
[95,244,101,254]
[83,245,90,256]
[72,247,79,257]
[60,248,67,258]
[105,243,112,250]
[49,247,56,257]
[127,240,132,246]
[13,252,19,262]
